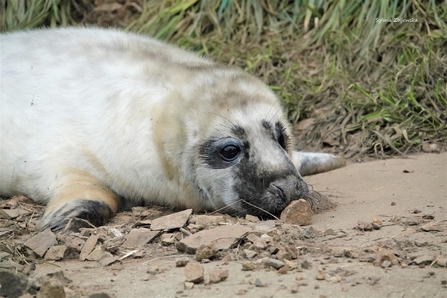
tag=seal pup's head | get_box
[163,65,309,218]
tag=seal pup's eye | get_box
[275,122,287,150]
[219,144,241,161]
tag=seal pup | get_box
[0,27,345,231]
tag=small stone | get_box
[316,270,326,280]
[177,225,251,254]
[184,282,194,290]
[88,293,112,298]
[436,256,446,267]
[0,270,30,297]
[24,229,57,258]
[122,228,160,248]
[266,258,285,270]
[280,199,313,226]
[373,249,399,267]
[295,273,304,280]
[209,269,229,284]
[412,255,435,265]
[244,249,257,260]
[184,263,204,283]
[161,233,176,246]
[107,228,123,238]
[356,221,373,231]
[0,208,29,219]
[371,222,381,230]
[37,277,65,298]
[150,209,192,231]
[290,283,299,293]
[276,248,292,261]
[195,244,218,262]
[86,247,113,261]
[283,259,299,270]
[222,252,235,263]
[301,260,312,270]
[79,234,99,261]
[254,278,265,287]
[44,245,68,261]
[242,261,256,271]
[236,289,247,295]
[277,265,289,274]
[381,260,392,268]
[421,222,441,232]
[405,217,419,226]
[176,257,190,267]
[358,254,376,263]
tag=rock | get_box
[236,289,247,295]
[266,258,285,269]
[176,257,190,267]
[0,269,33,297]
[177,225,251,254]
[79,234,99,261]
[280,199,313,226]
[405,217,419,226]
[160,233,176,246]
[0,208,29,219]
[184,263,204,283]
[86,246,113,261]
[209,269,229,283]
[373,249,399,267]
[436,256,446,267]
[184,282,194,290]
[150,209,192,231]
[284,259,299,270]
[356,221,373,231]
[381,260,392,268]
[37,277,66,298]
[301,260,312,270]
[295,273,304,280]
[241,261,256,271]
[254,278,265,287]
[107,228,123,238]
[244,249,257,260]
[422,142,440,153]
[195,244,218,262]
[278,265,289,274]
[44,245,69,261]
[316,269,326,280]
[412,255,435,266]
[24,229,57,258]
[290,283,299,293]
[276,248,292,261]
[188,215,224,228]
[421,222,441,232]
[122,228,160,248]
[99,256,119,267]
[88,293,113,298]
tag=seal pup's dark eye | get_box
[275,122,287,150]
[219,144,241,161]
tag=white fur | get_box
[0,27,344,228]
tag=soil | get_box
[1,153,446,298]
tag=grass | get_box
[1,0,446,158]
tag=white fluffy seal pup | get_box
[0,27,344,231]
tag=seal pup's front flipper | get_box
[38,170,120,231]
[291,151,346,176]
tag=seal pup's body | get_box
[0,28,344,231]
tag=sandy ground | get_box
[1,153,446,298]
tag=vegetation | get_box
[2,0,446,159]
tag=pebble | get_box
[412,255,435,265]
[209,269,229,283]
[242,261,256,271]
[290,284,299,293]
[421,222,441,232]
[184,263,204,283]
[266,258,285,269]
[301,260,312,270]
[44,245,68,261]
[176,257,190,267]
[184,282,194,290]
[122,228,160,248]
[195,244,217,262]
[24,229,57,258]
[405,217,419,226]
[244,249,257,260]
[280,199,313,226]
[356,221,373,231]
[150,209,192,231]
[37,277,65,298]
[254,278,265,287]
